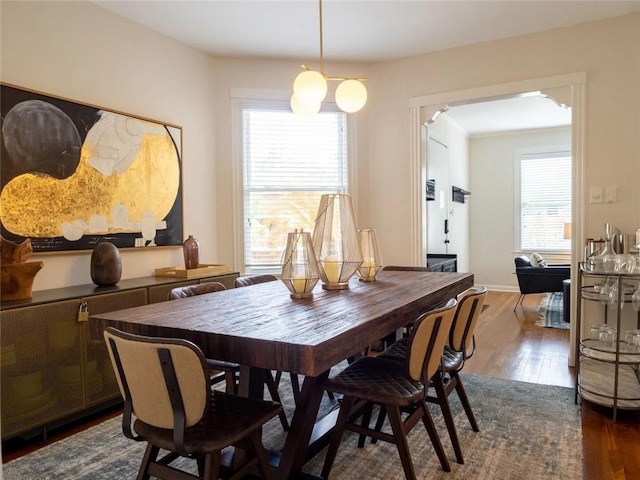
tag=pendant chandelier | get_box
[291,0,367,116]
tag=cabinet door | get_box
[1,300,83,439]
[83,289,147,406]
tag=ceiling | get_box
[443,95,572,136]
[93,1,639,63]
[92,0,638,134]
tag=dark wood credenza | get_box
[427,254,457,273]
[0,271,239,441]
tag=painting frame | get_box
[0,83,184,253]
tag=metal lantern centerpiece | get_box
[312,193,363,290]
[357,228,383,282]
[281,229,321,299]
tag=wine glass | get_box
[632,283,640,312]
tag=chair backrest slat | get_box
[104,327,209,430]
[407,298,457,382]
[450,286,487,355]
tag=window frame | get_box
[231,94,358,275]
[514,146,572,255]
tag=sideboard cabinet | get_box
[0,272,238,441]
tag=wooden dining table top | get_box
[91,269,474,378]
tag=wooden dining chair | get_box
[321,299,457,480]
[103,327,282,480]
[375,286,487,465]
[168,282,240,395]
[168,281,290,430]
[428,286,487,448]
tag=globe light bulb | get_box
[335,79,367,113]
[290,93,321,117]
[293,70,328,104]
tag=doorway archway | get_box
[408,72,586,365]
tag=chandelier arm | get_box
[326,76,368,82]
[319,0,324,76]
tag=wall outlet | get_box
[590,186,603,204]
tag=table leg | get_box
[276,370,330,480]
[238,365,267,399]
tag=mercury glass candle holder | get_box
[312,193,363,290]
[281,229,320,299]
[356,228,383,282]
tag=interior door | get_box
[426,137,449,255]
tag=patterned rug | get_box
[537,292,570,329]
[3,373,582,480]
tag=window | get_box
[241,104,348,271]
[517,150,571,252]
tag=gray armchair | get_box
[514,255,570,311]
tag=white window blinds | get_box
[242,106,348,268]
[519,152,571,252]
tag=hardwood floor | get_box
[2,290,640,478]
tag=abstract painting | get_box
[0,83,183,252]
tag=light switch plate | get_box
[590,186,603,204]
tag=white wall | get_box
[468,127,572,290]
[1,2,639,293]
[0,1,221,289]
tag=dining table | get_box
[91,269,474,479]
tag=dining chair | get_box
[168,282,239,395]
[430,286,487,435]
[169,280,290,431]
[167,281,226,299]
[375,286,488,465]
[321,299,457,480]
[103,326,282,480]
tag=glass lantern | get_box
[312,193,363,290]
[281,229,320,299]
[357,228,383,282]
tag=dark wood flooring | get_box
[2,291,639,479]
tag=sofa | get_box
[514,255,571,311]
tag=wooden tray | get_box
[155,264,230,279]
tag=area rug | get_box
[537,292,570,329]
[3,374,582,480]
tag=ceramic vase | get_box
[183,235,200,270]
[90,242,121,286]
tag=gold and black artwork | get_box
[0,83,183,252]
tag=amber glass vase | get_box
[183,235,200,270]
